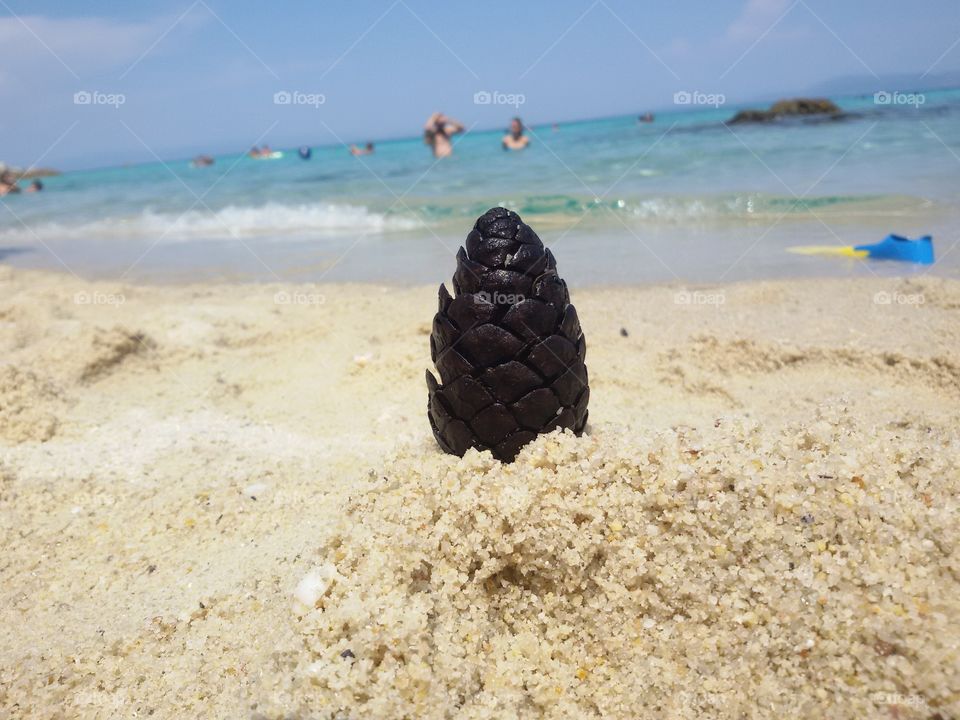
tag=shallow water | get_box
[2,89,959,284]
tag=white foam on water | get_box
[0,202,423,244]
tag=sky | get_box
[1,0,959,170]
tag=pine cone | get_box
[426,207,589,462]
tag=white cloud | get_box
[0,11,209,82]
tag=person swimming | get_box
[350,142,375,156]
[502,117,530,151]
[25,180,43,193]
[423,112,464,158]
[298,146,312,159]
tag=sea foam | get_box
[0,202,422,244]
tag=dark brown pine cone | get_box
[426,207,589,462]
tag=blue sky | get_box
[2,0,959,169]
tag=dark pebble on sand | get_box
[801,514,815,524]
[620,328,628,337]
[340,649,355,659]
[874,639,898,656]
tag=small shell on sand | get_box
[293,564,338,607]
[243,482,268,498]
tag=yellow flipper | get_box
[787,245,869,258]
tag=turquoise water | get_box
[2,89,959,283]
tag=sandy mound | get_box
[0,324,150,444]
[684,335,960,392]
[79,327,153,383]
[0,366,62,442]
[260,409,958,719]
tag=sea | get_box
[2,89,959,286]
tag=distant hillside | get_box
[806,71,960,97]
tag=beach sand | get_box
[1,266,957,718]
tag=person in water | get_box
[0,171,21,196]
[423,112,464,158]
[350,142,375,156]
[502,117,530,151]
[26,180,43,193]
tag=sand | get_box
[0,266,957,719]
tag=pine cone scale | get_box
[482,361,542,404]
[457,325,524,367]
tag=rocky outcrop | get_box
[728,97,843,124]
[18,167,61,179]
[0,163,61,179]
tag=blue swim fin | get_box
[854,234,934,264]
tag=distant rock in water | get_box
[19,167,61,179]
[727,98,844,125]
[0,162,61,179]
